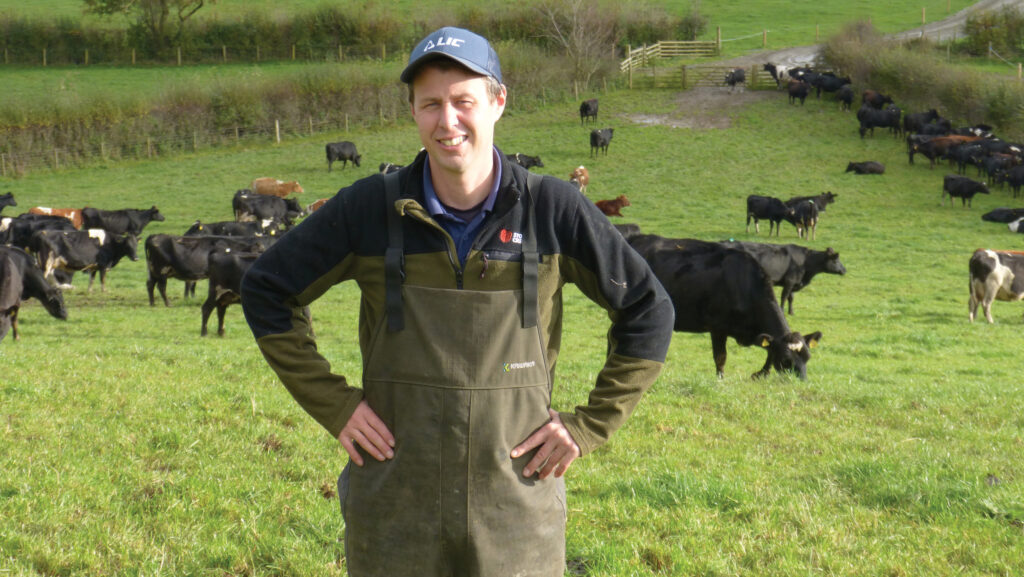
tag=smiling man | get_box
[240,26,675,577]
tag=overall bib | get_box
[339,173,567,577]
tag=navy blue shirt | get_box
[422,148,502,267]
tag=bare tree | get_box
[536,0,618,90]
[83,0,214,56]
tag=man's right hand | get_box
[338,400,395,466]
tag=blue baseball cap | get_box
[401,26,502,84]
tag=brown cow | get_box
[306,198,330,214]
[28,207,83,229]
[251,177,304,198]
[569,166,589,194]
[595,195,630,217]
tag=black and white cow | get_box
[942,175,989,208]
[0,192,15,214]
[32,229,138,291]
[982,207,1024,223]
[1007,218,1024,233]
[0,245,67,342]
[326,141,361,172]
[722,241,847,314]
[845,161,885,174]
[625,232,822,379]
[233,191,302,227]
[746,195,794,236]
[969,249,1024,323]
[0,213,77,249]
[724,68,746,92]
[589,128,613,157]
[81,206,164,236]
[579,98,598,125]
[508,153,544,170]
[378,162,403,174]
[184,220,276,237]
[145,234,272,306]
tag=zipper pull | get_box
[479,252,489,279]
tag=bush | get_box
[961,7,1024,58]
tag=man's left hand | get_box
[511,409,581,479]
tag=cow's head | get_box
[114,234,140,262]
[824,248,846,275]
[43,285,68,321]
[756,331,822,380]
[149,206,166,222]
[353,155,362,167]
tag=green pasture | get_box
[2,78,1023,576]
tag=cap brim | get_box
[400,52,494,84]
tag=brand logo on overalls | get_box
[503,360,536,372]
[423,36,464,52]
[499,229,522,244]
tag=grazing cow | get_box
[746,195,794,236]
[903,109,941,135]
[81,206,164,236]
[326,141,361,172]
[968,249,1024,323]
[145,234,272,306]
[594,195,630,217]
[835,84,854,111]
[723,241,846,314]
[0,192,15,214]
[861,89,894,109]
[184,220,276,237]
[201,249,260,337]
[942,175,989,208]
[306,198,331,214]
[579,98,598,125]
[724,68,746,92]
[569,166,589,194]
[590,128,613,157]
[857,104,901,139]
[787,80,810,106]
[982,207,1024,223]
[32,229,138,291]
[233,190,302,226]
[845,161,885,174]
[812,73,850,99]
[509,153,544,170]
[27,207,83,229]
[626,233,822,379]
[378,162,403,174]
[0,214,77,249]
[251,177,303,198]
[0,246,67,342]
[787,191,837,214]
[784,199,819,240]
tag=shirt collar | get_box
[422,147,502,219]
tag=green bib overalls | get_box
[338,173,567,577]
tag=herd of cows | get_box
[4,66,1024,378]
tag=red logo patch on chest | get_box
[499,229,513,243]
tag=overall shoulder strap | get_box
[521,172,542,329]
[383,171,405,332]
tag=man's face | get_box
[410,65,506,180]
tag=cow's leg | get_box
[982,282,998,323]
[781,286,794,315]
[156,278,170,307]
[10,307,19,341]
[86,271,97,292]
[147,275,157,306]
[969,285,980,322]
[746,214,752,233]
[99,270,108,292]
[200,296,215,336]
[217,304,228,337]
[711,332,728,378]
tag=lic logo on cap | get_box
[423,35,464,52]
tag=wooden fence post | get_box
[177,47,182,66]
[275,120,281,143]
[256,45,260,61]
[763,29,767,48]
[235,126,240,142]
[43,48,46,67]
[382,43,386,60]
[681,66,687,89]
[338,45,343,61]
[292,45,296,60]
[193,131,198,151]
[816,24,819,42]
[85,49,89,66]
[345,114,349,132]
[132,48,136,65]
[222,45,227,62]
[100,139,105,159]
[147,138,152,158]
[1,153,5,177]
[308,116,313,135]
[716,27,721,52]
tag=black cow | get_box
[787,191,837,214]
[845,161,885,174]
[982,207,1024,223]
[590,128,613,157]
[722,241,846,314]
[724,68,746,92]
[0,245,67,342]
[626,233,822,379]
[861,89,894,109]
[835,84,854,111]
[0,192,15,214]
[201,249,260,337]
[1000,165,1024,198]
[942,175,989,208]
[812,73,850,98]
[0,213,76,249]
[81,206,164,236]
[233,191,302,226]
[378,162,403,174]
[783,199,819,240]
[787,80,810,106]
[145,234,272,306]
[857,105,901,139]
[32,229,138,291]
[326,141,361,172]
[919,119,953,136]
[184,220,276,237]
[902,109,940,135]
[579,98,598,125]
[509,153,544,170]
[946,143,985,175]
[746,195,794,236]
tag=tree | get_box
[83,0,214,56]
[535,0,618,91]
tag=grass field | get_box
[2,75,1024,575]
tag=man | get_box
[240,26,674,577]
